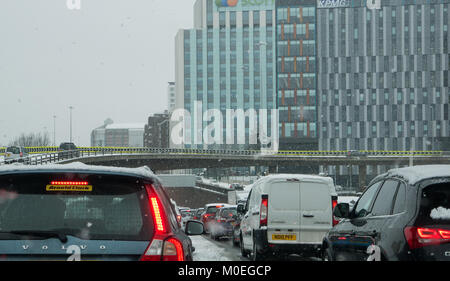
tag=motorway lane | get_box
[199,234,250,261]
[198,233,322,261]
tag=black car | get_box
[0,163,203,261]
[58,142,81,159]
[232,204,245,247]
[323,165,450,261]
[209,206,238,240]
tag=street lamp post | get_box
[69,106,74,143]
[430,105,434,151]
[53,115,56,146]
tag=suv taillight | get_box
[332,196,339,226]
[260,195,268,227]
[140,237,185,261]
[404,226,450,250]
[140,184,184,261]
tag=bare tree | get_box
[9,132,51,147]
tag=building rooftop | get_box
[105,123,145,130]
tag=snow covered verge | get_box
[200,178,232,190]
[190,235,232,261]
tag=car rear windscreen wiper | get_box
[0,230,69,243]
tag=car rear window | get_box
[417,182,450,226]
[221,209,237,218]
[206,206,219,214]
[0,173,153,241]
[6,147,20,154]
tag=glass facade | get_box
[316,0,450,180]
[276,0,319,151]
[177,0,277,150]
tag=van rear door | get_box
[267,180,301,244]
[299,180,332,244]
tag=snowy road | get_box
[191,235,247,261]
[191,234,322,261]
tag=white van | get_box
[238,174,338,261]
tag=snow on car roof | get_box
[0,162,156,179]
[257,173,334,184]
[379,165,450,185]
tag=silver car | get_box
[4,146,28,162]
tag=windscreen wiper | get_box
[0,230,69,243]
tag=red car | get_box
[201,203,229,233]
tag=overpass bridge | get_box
[1,147,449,189]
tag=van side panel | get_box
[299,182,333,244]
[267,181,301,244]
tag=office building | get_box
[315,0,449,183]
[276,0,319,151]
[168,82,176,113]
[144,111,170,148]
[91,121,145,147]
[175,0,277,150]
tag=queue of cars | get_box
[2,143,81,164]
[0,161,447,262]
[197,165,450,262]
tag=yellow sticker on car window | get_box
[46,185,93,192]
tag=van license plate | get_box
[272,234,296,241]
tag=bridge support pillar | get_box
[358,164,367,192]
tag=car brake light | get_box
[439,230,450,239]
[51,181,89,185]
[140,237,185,261]
[163,238,184,261]
[260,195,268,227]
[204,213,213,219]
[404,226,450,250]
[332,197,339,226]
[150,196,165,233]
[140,185,184,261]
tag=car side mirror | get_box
[185,220,204,236]
[333,203,350,219]
[237,204,245,214]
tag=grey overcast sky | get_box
[0,0,195,146]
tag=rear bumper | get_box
[254,229,322,256]
[212,223,234,236]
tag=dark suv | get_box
[58,143,80,159]
[0,163,203,261]
[323,165,450,261]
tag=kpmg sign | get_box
[317,0,350,8]
[215,0,275,11]
[317,0,381,9]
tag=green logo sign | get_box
[215,0,239,7]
